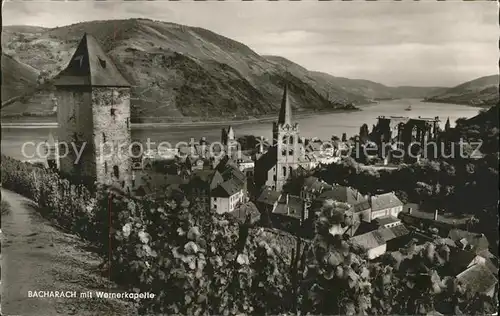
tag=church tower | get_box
[53,33,132,191]
[273,85,300,192]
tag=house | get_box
[456,263,498,297]
[300,176,333,201]
[352,199,372,223]
[447,229,490,254]
[211,178,245,214]
[216,155,248,200]
[373,215,402,228]
[255,188,281,214]
[271,195,310,235]
[400,204,470,234]
[187,169,224,210]
[370,192,403,220]
[314,185,366,207]
[376,224,411,251]
[228,202,261,225]
[350,230,387,260]
[235,154,254,173]
[448,248,487,275]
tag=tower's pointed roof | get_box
[278,84,292,125]
[46,131,56,146]
[53,33,130,87]
[227,126,235,139]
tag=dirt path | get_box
[1,188,137,316]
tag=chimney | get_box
[434,209,439,221]
[302,199,310,221]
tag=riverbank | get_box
[1,106,362,129]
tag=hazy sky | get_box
[3,1,498,87]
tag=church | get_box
[254,85,307,192]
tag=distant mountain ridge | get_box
[0,19,457,121]
[424,75,498,107]
[1,53,39,104]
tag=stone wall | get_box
[56,87,95,182]
[92,87,132,191]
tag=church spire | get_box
[278,84,292,125]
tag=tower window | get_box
[282,135,288,145]
[113,165,119,178]
[283,166,287,177]
[289,135,294,145]
[282,150,287,156]
[289,166,293,175]
[110,108,116,117]
[289,149,294,155]
[102,132,106,143]
[98,57,107,69]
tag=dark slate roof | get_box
[390,224,410,238]
[53,33,130,87]
[273,195,304,220]
[228,202,260,225]
[255,146,277,175]
[370,192,403,211]
[350,230,386,250]
[191,169,223,190]
[457,263,498,295]
[278,84,292,126]
[303,176,333,193]
[449,249,478,274]
[317,185,365,205]
[377,227,397,242]
[374,216,401,227]
[352,199,371,213]
[256,188,281,205]
[448,229,490,252]
[211,178,243,198]
[401,205,471,225]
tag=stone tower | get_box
[273,85,300,192]
[53,33,132,191]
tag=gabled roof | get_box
[302,176,333,193]
[448,229,490,252]
[317,185,366,205]
[370,192,403,212]
[256,188,281,205]
[190,169,223,190]
[449,249,479,274]
[456,263,497,295]
[255,146,277,176]
[278,84,292,126]
[273,195,304,220]
[350,230,386,250]
[374,216,401,227]
[53,33,130,87]
[377,225,409,242]
[352,199,371,213]
[211,178,243,198]
[228,202,260,225]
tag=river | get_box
[1,99,483,161]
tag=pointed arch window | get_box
[113,165,120,178]
[283,166,287,177]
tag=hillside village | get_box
[32,32,499,311]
